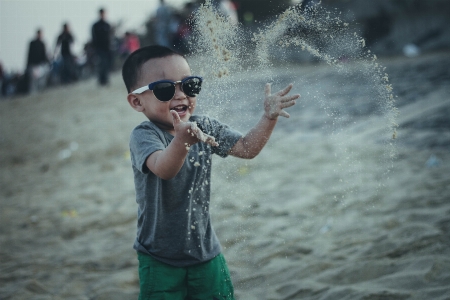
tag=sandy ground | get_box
[1,52,449,300]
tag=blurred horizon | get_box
[2,0,450,73]
[0,0,190,72]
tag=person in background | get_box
[55,23,77,83]
[172,2,198,54]
[92,8,112,86]
[27,29,49,68]
[120,32,141,58]
[154,0,173,48]
[0,61,4,98]
[219,0,238,25]
[26,29,50,93]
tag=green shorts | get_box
[137,252,235,300]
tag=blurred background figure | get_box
[120,32,140,58]
[219,0,238,25]
[0,61,6,99]
[80,42,96,79]
[171,2,197,54]
[92,8,112,86]
[0,62,3,98]
[298,0,321,11]
[26,29,50,94]
[55,23,78,84]
[154,0,173,47]
[0,61,21,98]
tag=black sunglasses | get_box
[131,76,203,102]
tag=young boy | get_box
[122,45,299,299]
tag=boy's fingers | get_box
[281,100,296,109]
[202,133,219,147]
[170,110,181,124]
[190,122,200,134]
[278,84,293,96]
[281,94,300,102]
[279,110,290,118]
[265,83,272,97]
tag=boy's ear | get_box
[127,94,144,112]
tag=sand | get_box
[1,52,449,300]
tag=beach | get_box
[0,51,449,299]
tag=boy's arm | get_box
[229,83,299,159]
[145,111,199,180]
[145,111,217,180]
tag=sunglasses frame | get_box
[131,76,203,101]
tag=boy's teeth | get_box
[172,105,187,112]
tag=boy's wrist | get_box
[172,135,192,152]
[264,113,278,121]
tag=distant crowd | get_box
[0,0,239,99]
[0,7,140,98]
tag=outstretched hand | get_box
[170,111,219,148]
[264,83,300,120]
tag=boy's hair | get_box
[122,45,182,93]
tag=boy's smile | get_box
[171,103,189,117]
[131,55,197,134]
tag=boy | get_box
[122,45,299,299]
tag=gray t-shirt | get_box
[129,115,242,267]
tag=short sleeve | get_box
[194,116,242,158]
[129,123,167,174]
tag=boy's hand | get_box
[189,122,219,147]
[264,83,299,120]
[170,111,218,148]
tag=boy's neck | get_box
[150,120,175,136]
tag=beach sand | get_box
[0,52,449,299]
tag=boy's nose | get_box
[173,83,186,99]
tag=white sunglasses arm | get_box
[131,86,149,94]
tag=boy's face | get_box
[130,55,196,133]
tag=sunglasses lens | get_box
[182,77,202,97]
[153,82,175,101]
